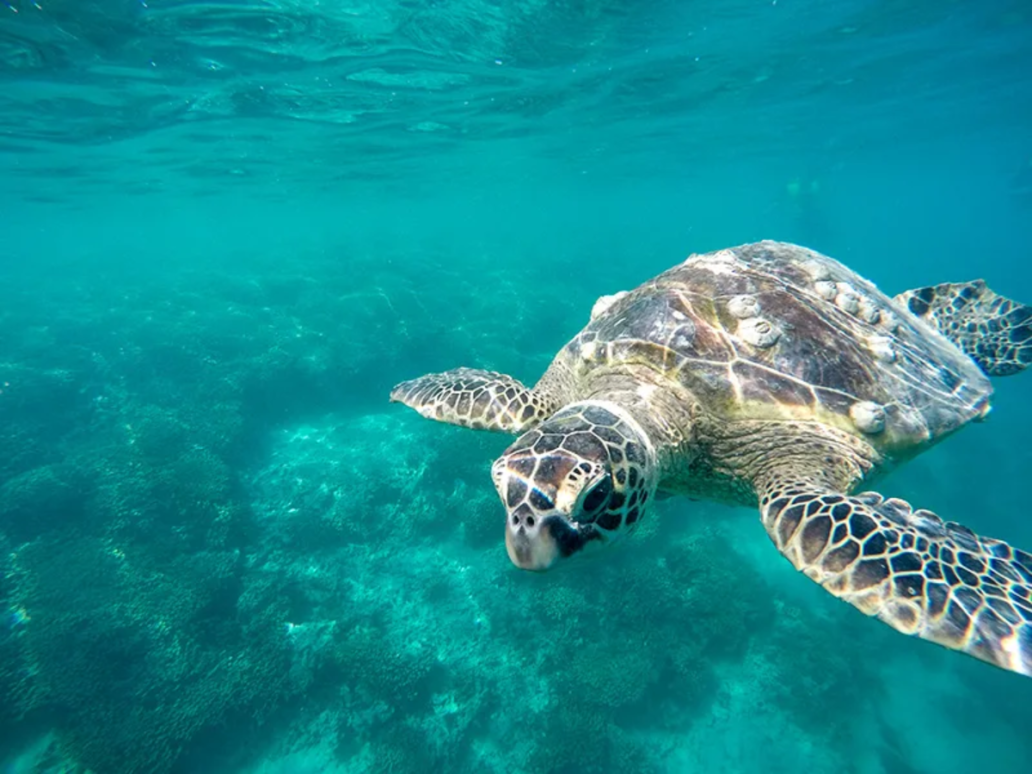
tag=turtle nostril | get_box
[526,516,535,528]
[511,514,519,526]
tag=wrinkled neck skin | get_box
[581,365,698,474]
[581,366,876,505]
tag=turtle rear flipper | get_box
[759,476,1032,677]
[896,280,1032,376]
[390,367,556,433]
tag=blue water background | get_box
[1,1,1031,772]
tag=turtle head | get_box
[492,401,657,571]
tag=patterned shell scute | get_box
[570,241,992,450]
[580,290,731,372]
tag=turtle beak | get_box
[506,514,560,571]
[505,512,593,572]
[493,451,601,571]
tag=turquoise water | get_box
[1,0,1032,772]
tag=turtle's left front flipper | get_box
[390,367,557,433]
[895,280,1032,376]
[759,479,1032,677]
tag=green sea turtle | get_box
[390,240,1032,677]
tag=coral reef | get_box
[1,249,1027,774]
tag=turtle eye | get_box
[581,475,613,514]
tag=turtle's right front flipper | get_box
[390,367,556,433]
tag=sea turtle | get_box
[390,240,1032,677]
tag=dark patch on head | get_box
[533,458,558,483]
[545,516,598,558]
[596,510,622,531]
[832,523,848,544]
[506,479,527,508]
[615,468,627,486]
[625,441,646,465]
[582,477,612,514]
[900,533,914,550]
[520,404,536,421]
[583,405,616,426]
[563,432,607,458]
[533,435,562,454]
[924,561,943,581]
[595,426,625,445]
[529,489,554,512]
[627,468,639,489]
[942,564,960,587]
[625,506,640,526]
[508,456,536,478]
[609,490,626,511]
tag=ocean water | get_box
[1,0,1031,772]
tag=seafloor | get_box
[1,237,1030,774]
